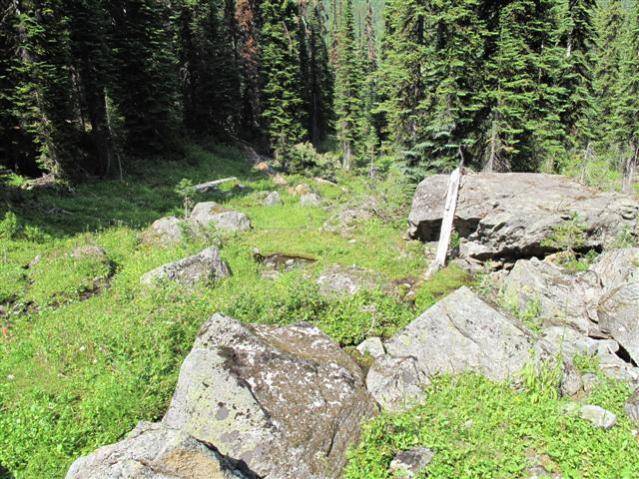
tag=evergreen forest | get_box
[2,0,639,183]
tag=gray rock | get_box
[71,245,108,261]
[368,287,539,411]
[624,389,639,426]
[190,202,251,232]
[162,314,377,479]
[263,191,281,206]
[581,373,600,394]
[356,337,386,358]
[389,447,435,478]
[367,356,430,412]
[317,265,380,297]
[579,405,617,429]
[503,258,599,333]
[140,247,230,287]
[408,173,639,261]
[591,248,639,292]
[300,193,321,207]
[66,422,249,479]
[597,282,639,364]
[147,216,186,245]
[560,363,583,397]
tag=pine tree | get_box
[235,0,263,141]
[108,0,180,156]
[359,1,380,166]
[590,0,625,148]
[11,0,82,178]
[305,0,334,146]
[259,0,306,159]
[178,0,241,137]
[559,0,596,146]
[334,0,363,169]
[0,3,38,173]
[64,0,115,176]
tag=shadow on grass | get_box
[0,143,265,239]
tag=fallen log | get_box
[193,177,238,193]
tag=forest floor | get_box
[0,144,638,478]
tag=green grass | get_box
[345,373,638,479]
[2,143,636,479]
[0,143,469,478]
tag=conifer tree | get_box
[11,0,81,178]
[235,0,263,140]
[305,0,334,146]
[590,0,625,148]
[178,0,241,137]
[108,0,180,156]
[65,0,115,175]
[259,0,306,159]
[334,0,363,169]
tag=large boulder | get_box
[66,422,250,479]
[162,314,376,479]
[368,287,540,410]
[140,247,230,286]
[190,202,251,233]
[408,173,639,262]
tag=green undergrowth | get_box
[346,373,638,479]
[0,144,472,478]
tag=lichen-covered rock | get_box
[366,355,430,412]
[591,248,639,292]
[263,191,281,206]
[598,283,639,364]
[317,264,380,297]
[162,314,377,479]
[503,258,599,333]
[71,245,108,261]
[580,405,617,429]
[66,422,250,479]
[140,247,230,286]
[300,192,321,206]
[389,447,435,478]
[145,216,187,245]
[368,287,539,410]
[190,202,251,232]
[356,337,385,358]
[624,389,639,426]
[408,173,639,261]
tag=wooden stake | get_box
[425,155,464,279]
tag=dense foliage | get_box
[4,0,639,185]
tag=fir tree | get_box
[11,0,82,178]
[259,0,306,159]
[108,0,180,156]
[334,0,363,169]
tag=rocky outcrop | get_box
[190,202,251,232]
[502,250,639,383]
[367,287,541,411]
[140,247,230,286]
[503,257,599,334]
[66,422,250,479]
[68,314,376,479]
[163,315,376,479]
[408,173,639,262]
